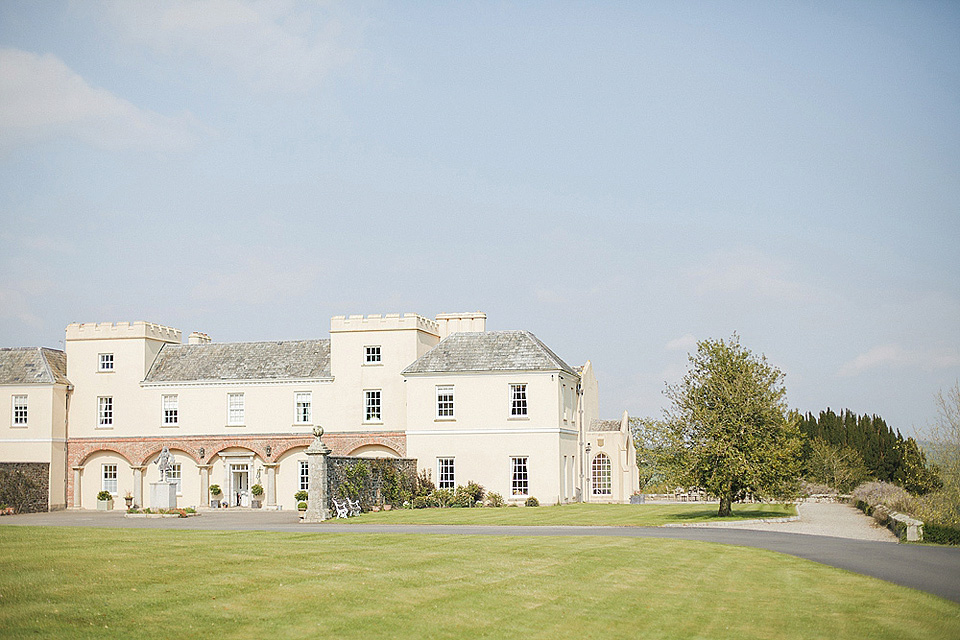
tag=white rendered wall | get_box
[405,371,574,504]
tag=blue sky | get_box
[1,1,958,437]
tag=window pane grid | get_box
[99,353,114,371]
[436,386,454,418]
[438,458,455,489]
[511,457,529,495]
[365,346,381,363]
[295,392,311,423]
[98,396,113,426]
[365,390,381,422]
[168,463,182,494]
[592,454,612,496]
[300,460,309,491]
[228,393,244,425]
[102,464,118,494]
[12,395,27,425]
[162,395,178,425]
[510,384,527,416]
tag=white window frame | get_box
[511,456,529,496]
[299,460,309,491]
[510,384,528,417]
[11,395,27,426]
[295,392,312,424]
[436,386,455,419]
[98,353,114,372]
[98,396,113,427]
[437,457,455,489]
[364,389,381,423]
[364,345,381,364]
[168,463,182,495]
[162,394,178,426]
[227,393,244,426]
[102,464,118,495]
[592,453,612,496]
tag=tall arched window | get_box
[592,453,611,496]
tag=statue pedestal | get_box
[150,482,177,510]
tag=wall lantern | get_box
[198,447,205,459]
[265,445,272,458]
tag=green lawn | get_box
[1,526,958,639]
[331,501,797,526]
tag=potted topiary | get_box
[209,484,222,508]
[295,490,308,513]
[97,490,114,511]
[251,483,264,508]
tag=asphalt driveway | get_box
[4,509,960,604]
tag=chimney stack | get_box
[435,312,486,339]
[188,331,211,345]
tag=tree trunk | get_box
[718,493,733,517]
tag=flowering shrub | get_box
[852,481,917,515]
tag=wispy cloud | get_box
[103,0,359,93]
[689,247,824,304]
[0,48,204,153]
[665,333,697,352]
[0,280,57,329]
[838,344,960,377]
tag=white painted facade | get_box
[2,312,639,511]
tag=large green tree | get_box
[664,335,803,516]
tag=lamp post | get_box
[585,443,592,503]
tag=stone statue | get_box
[154,446,176,483]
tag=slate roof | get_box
[403,331,578,375]
[144,340,331,382]
[0,347,70,385]
[589,419,623,432]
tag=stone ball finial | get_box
[313,425,324,439]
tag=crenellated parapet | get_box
[65,321,182,343]
[330,313,439,336]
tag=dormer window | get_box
[364,345,381,364]
[98,353,114,372]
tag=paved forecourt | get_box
[3,509,959,604]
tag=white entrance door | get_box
[231,464,250,507]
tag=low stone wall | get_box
[856,500,924,542]
[871,504,924,542]
[326,457,417,511]
[0,462,49,514]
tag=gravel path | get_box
[700,501,898,542]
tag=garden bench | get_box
[347,498,362,516]
[332,499,349,518]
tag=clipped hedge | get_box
[924,523,960,546]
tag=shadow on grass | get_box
[669,505,795,521]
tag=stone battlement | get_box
[65,321,182,343]
[330,313,439,336]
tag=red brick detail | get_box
[65,432,407,507]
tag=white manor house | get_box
[1,312,639,511]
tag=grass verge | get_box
[332,501,797,526]
[1,526,958,639]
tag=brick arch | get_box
[344,441,403,457]
[270,440,312,461]
[137,444,201,467]
[76,445,134,467]
[206,443,260,461]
